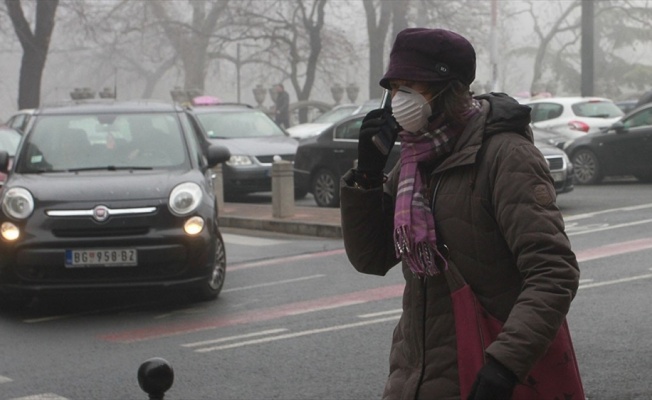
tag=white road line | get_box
[222,274,324,293]
[182,328,288,348]
[564,203,652,221]
[578,279,594,284]
[0,375,13,384]
[358,309,403,318]
[579,273,652,289]
[10,395,69,400]
[222,233,288,246]
[567,218,652,236]
[194,315,401,353]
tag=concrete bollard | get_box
[212,164,225,212]
[272,158,295,218]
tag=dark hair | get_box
[428,80,472,125]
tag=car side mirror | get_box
[205,144,231,168]
[0,151,9,172]
[611,121,626,133]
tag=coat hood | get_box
[474,92,533,141]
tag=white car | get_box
[286,104,358,140]
[525,97,624,136]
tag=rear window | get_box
[196,110,286,139]
[572,101,624,118]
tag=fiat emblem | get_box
[93,205,110,222]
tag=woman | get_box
[340,28,583,399]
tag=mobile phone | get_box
[371,89,399,155]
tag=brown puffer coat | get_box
[340,94,580,400]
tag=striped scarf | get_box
[394,100,481,277]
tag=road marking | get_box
[9,395,69,400]
[193,316,401,353]
[567,218,652,236]
[0,375,13,384]
[579,273,652,289]
[222,233,288,246]
[99,284,405,343]
[578,279,593,284]
[182,328,288,348]
[564,202,652,221]
[358,309,402,318]
[228,249,345,272]
[222,274,324,293]
[575,238,652,262]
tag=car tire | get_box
[571,149,603,185]
[191,229,227,302]
[312,168,340,208]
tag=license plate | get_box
[65,249,137,268]
[551,171,564,182]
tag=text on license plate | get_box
[65,249,137,267]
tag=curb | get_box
[218,216,342,239]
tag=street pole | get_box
[490,0,498,92]
[581,0,594,96]
[236,44,241,103]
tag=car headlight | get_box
[2,187,34,220]
[168,182,202,216]
[227,155,253,166]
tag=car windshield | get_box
[16,113,187,173]
[0,129,21,156]
[197,110,286,139]
[572,101,624,118]
[312,106,357,123]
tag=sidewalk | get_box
[218,202,342,238]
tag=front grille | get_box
[255,154,295,164]
[52,227,150,238]
[546,156,564,171]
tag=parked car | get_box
[534,139,574,194]
[294,115,573,207]
[185,103,299,198]
[0,126,21,185]
[4,108,36,133]
[0,100,231,308]
[286,104,358,140]
[531,126,584,149]
[615,99,639,114]
[525,97,624,136]
[293,113,400,207]
[563,102,652,184]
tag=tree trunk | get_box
[6,0,59,109]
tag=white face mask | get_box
[391,86,433,134]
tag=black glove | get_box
[356,108,400,181]
[467,358,518,400]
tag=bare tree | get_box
[362,0,392,99]
[6,0,59,109]
[148,0,230,93]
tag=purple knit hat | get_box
[380,28,476,89]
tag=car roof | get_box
[34,99,182,115]
[525,96,613,104]
[185,103,256,114]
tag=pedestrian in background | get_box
[340,27,583,399]
[274,83,290,128]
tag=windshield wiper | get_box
[66,166,153,172]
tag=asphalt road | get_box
[1,181,651,400]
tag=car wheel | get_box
[191,230,227,302]
[312,168,340,207]
[571,149,603,185]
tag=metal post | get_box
[272,159,295,218]
[581,0,595,96]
